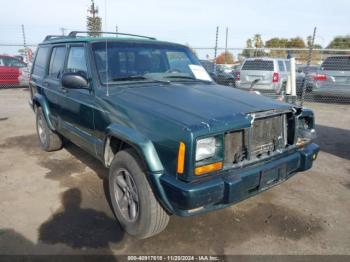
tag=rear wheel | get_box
[109,148,169,239]
[36,107,62,151]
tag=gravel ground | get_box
[0,88,349,256]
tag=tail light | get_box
[272,72,279,83]
[236,71,240,81]
[313,74,327,81]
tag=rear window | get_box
[32,46,50,76]
[278,61,285,72]
[242,60,274,71]
[321,56,350,71]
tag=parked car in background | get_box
[0,55,29,88]
[295,65,324,96]
[312,55,350,99]
[200,60,238,87]
[29,31,318,239]
[237,58,290,95]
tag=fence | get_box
[1,42,350,106]
[192,47,350,106]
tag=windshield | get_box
[92,41,211,84]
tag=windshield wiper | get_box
[111,75,170,84]
[164,75,212,82]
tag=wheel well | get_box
[104,136,147,169]
[33,100,40,111]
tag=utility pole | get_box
[300,27,317,107]
[21,24,28,63]
[60,27,67,36]
[214,26,219,71]
[104,0,107,31]
[225,27,228,64]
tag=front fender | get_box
[106,124,164,173]
[32,93,55,131]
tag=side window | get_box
[66,46,87,74]
[33,47,50,77]
[285,61,290,72]
[48,46,66,79]
[278,61,285,72]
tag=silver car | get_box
[237,58,290,94]
[313,55,350,99]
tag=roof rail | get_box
[68,31,156,40]
[43,35,67,41]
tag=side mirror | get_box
[61,72,89,89]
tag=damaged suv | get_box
[29,32,319,239]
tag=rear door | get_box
[320,56,350,86]
[43,45,67,128]
[240,59,274,88]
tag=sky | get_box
[0,0,349,58]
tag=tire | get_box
[36,107,63,151]
[109,148,169,239]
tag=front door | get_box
[59,44,96,155]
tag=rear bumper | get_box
[158,143,319,216]
[312,86,350,98]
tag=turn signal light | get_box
[177,142,186,174]
[195,161,223,176]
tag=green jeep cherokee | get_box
[29,31,319,239]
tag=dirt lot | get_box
[0,88,349,256]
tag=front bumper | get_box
[158,143,319,216]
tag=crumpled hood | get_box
[108,82,294,130]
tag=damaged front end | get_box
[224,107,317,169]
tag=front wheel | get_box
[109,148,169,239]
[36,107,62,151]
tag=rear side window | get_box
[242,60,274,71]
[48,47,66,79]
[66,46,87,73]
[33,46,50,76]
[278,61,285,72]
[321,56,350,71]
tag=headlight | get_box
[296,117,316,147]
[196,137,217,161]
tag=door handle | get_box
[60,87,68,93]
[43,81,49,87]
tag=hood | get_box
[108,82,294,131]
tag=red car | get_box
[0,55,29,88]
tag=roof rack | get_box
[68,31,156,40]
[43,35,68,41]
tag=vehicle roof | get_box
[39,36,186,48]
[0,54,17,58]
[243,57,288,61]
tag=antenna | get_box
[105,40,109,97]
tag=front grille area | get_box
[251,114,286,157]
[224,112,290,165]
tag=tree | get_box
[215,51,234,64]
[327,36,350,49]
[286,37,306,48]
[87,0,102,37]
[241,35,265,58]
[253,34,263,48]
